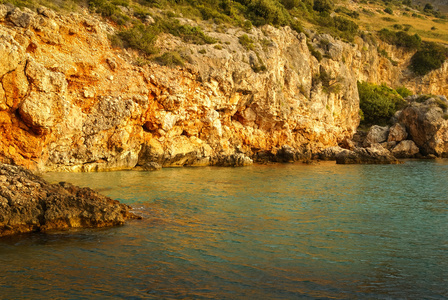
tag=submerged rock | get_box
[317,146,346,160]
[0,163,140,237]
[336,146,401,164]
[215,153,253,167]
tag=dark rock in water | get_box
[317,146,346,161]
[140,162,162,171]
[216,153,253,167]
[275,145,312,163]
[0,163,141,237]
[336,146,401,164]
[276,145,297,162]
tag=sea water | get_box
[0,160,447,299]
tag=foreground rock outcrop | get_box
[0,163,140,237]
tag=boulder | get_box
[317,146,346,160]
[0,163,140,237]
[398,99,448,156]
[276,145,297,162]
[336,146,401,164]
[364,125,389,147]
[387,123,408,142]
[380,141,397,151]
[391,140,420,158]
[7,7,35,28]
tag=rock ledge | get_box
[0,163,140,237]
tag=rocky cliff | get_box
[0,5,446,172]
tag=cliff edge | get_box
[0,5,447,171]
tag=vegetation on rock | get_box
[410,41,448,75]
[358,81,406,126]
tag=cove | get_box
[1,160,447,299]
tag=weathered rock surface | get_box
[0,6,448,171]
[391,140,420,158]
[398,96,448,156]
[364,125,389,147]
[0,163,140,237]
[0,6,363,171]
[317,146,346,160]
[336,146,401,164]
[387,123,408,142]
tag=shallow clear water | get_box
[1,160,448,299]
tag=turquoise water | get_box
[1,160,448,299]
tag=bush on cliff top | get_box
[410,42,448,76]
[358,81,406,126]
[377,29,421,50]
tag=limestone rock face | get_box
[0,163,140,237]
[391,140,420,158]
[0,6,447,171]
[0,7,363,171]
[398,97,448,156]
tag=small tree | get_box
[313,0,333,13]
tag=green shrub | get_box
[281,0,300,10]
[313,0,334,13]
[315,14,358,42]
[410,42,448,75]
[88,0,130,24]
[436,98,448,110]
[358,81,406,125]
[333,16,359,38]
[239,34,255,50]
[377,29,421,50]
[114,24,159,55]
[414,94,432,102]
[395,86,413,98]
[154,51,185,67]
[246,0,290,26]
[384,7,393,14]
[362,8,375,16]
[335,6,360,19]
[402,24,412,31]
[159,19,217,45]
[382,17,396,22]
[307,42,322,61]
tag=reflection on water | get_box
[1,161,447,299]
